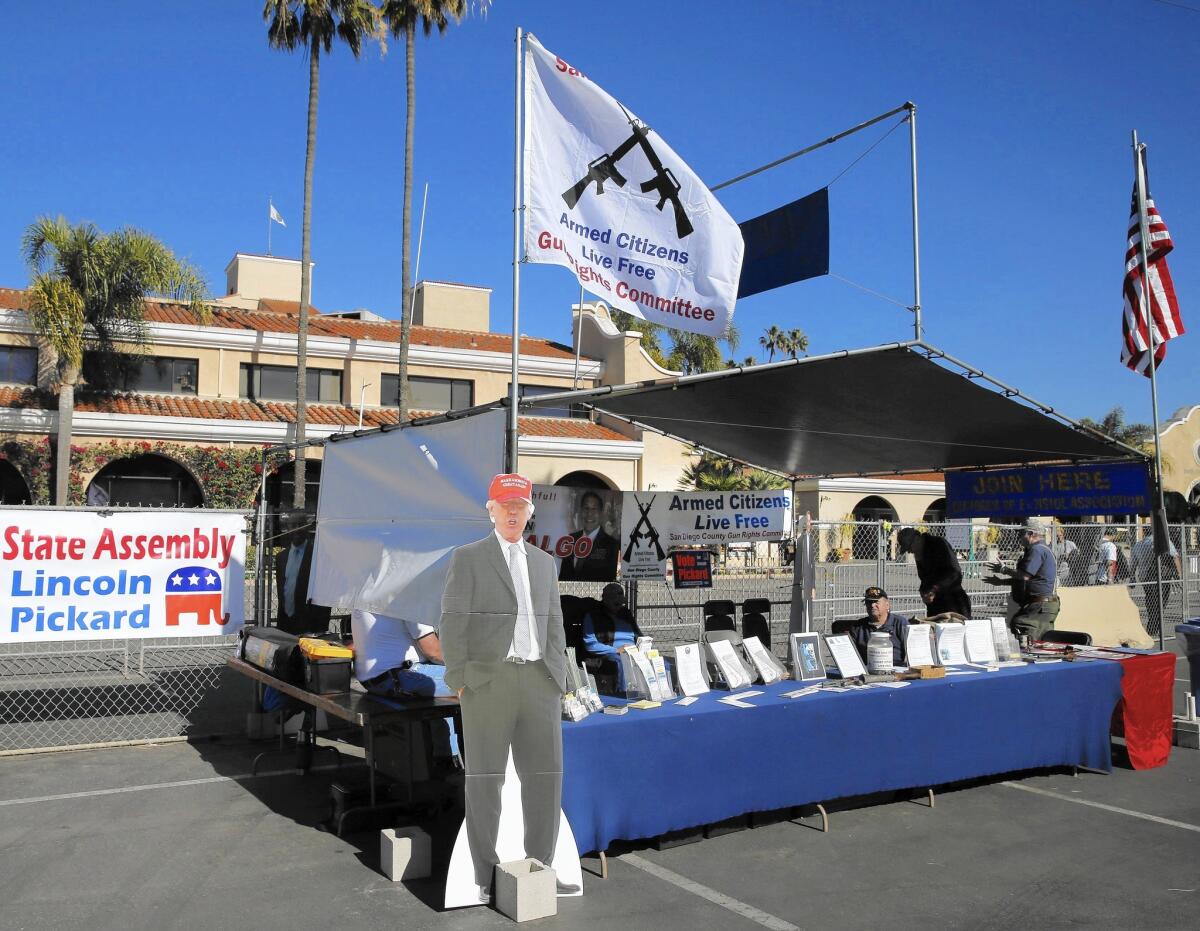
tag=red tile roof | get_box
[0,287,580,360]
[0,386,630,441]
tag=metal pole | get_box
[267,197,272,256]
[907,103,922,341]
[573,284,584,389]
[507,26,523,473]
[1132,131,1169,650]
[255,449,269,625]
[408,183,429,328]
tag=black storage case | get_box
[241,626,304,684]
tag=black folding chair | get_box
[740,598,772,647]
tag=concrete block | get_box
[380,826,432,881]
[1172,717,1199,750]
[495,859,557,922]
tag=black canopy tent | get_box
[517,341,1144,479]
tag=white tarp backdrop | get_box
[523,34,743,338]
[309,411,505,626]
[0,510,246,644]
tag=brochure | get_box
[825,634,867,678]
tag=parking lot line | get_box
[620,852,799,931]
[1001,781,1200,833]
[0,762,350,808]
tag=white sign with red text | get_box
[523,34,743,338]
[0,510,246,644]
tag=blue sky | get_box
[2,1,1196,428]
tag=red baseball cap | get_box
[488,473,533,504]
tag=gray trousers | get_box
[460,659,562,888]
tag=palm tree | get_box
[667,324,739,375]
[1079,407,1151,447]
[785,327,809,359]
[380,0,487,422]
[759,324,783,362]
[264,0,377,509]
[22,217,207,504]
[1080,406,1171,472]
[680,452,786,491]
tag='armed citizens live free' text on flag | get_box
[522,35,743,338]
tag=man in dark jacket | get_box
[274,513,331,635]
[847,587,911,667]
[897,527,972,618]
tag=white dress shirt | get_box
[495,530,540,661]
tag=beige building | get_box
[0,254,678,508]
[1161,404,1200,512]
[0,251,963,524]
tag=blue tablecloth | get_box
[561,660,1123,854]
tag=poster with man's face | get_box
[527,486,621,582]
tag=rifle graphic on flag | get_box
[562,107,694,239]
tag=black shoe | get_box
[555,879,581,895]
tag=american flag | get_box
[1122,173,1184,376]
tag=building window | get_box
[0,345,37,385]
[240,363,342,403]
[509,383,588,418]
[83,353,198,394]
[381,374,473,411]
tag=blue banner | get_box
[945,462,1151,519]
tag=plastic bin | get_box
[1175,620,1200,704]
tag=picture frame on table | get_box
[790,632,826,681]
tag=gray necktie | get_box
[509,543,532,657]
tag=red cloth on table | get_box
[1109,652,1176,770]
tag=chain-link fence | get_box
[622,520,1196,659]
[0,507,257,754]
[3,511,1194,753]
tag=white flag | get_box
[269,204,286,227]
[523,35,743,338]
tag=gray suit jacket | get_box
[440,533,568,694]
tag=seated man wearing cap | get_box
[985,519,1059,641]
[896,527,972,618]
[847,587,911,667]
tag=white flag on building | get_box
[269,203,286,227]
[523,35,743,338]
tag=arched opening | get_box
[922,498,946,523]
[87,454,204,507]
[850,495,898,559]
[0,460,32,504]
[553,470,615,491]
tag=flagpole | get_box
[573,284,584,389]
[408,183,429,329]
[507,26,523,473]
[907,102,922,341]
[1132,130,1168,650]
[268,197,273,256]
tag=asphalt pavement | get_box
[2,646,1197,931]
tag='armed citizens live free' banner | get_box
[523,34,743,338]
[621,490,790,579]
[1,510,245,644]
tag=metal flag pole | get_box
[267,197,273,256]
[408,182,429,329]
[907,103,922,341]
[507,27,524,473]
[573,284,584,389]
[1132,130,1169,650]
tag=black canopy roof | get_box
[523,342,1140,479]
